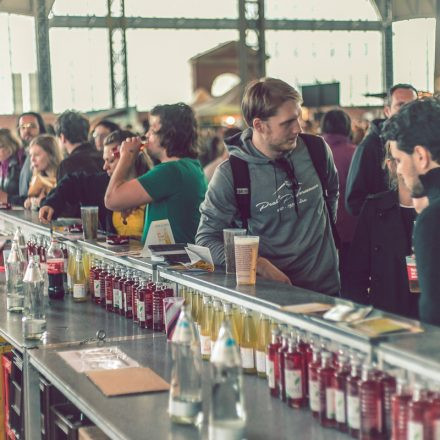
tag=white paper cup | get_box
[234,236,259,285]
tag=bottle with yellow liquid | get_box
[67,246,77,294]
[195,291,203,334]
[82,251,90,287]
[210,300,224,352]
[232,304,242,345]
[255,314,271,378]
[200,296,213,360]
[240,308,257,374]
[222,302,239,343]
[72,249,88,302]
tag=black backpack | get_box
[229,133,341,249]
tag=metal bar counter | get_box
[28,335,351,440]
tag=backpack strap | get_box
[229,154,251,231]
[299,133,341,250]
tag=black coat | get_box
[343,189,418,319]
[0,154,21,198]
[42,172,115,233]
[414,168,440,325]
[345,119,389,216]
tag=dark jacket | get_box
[0,154,21,198]
[42,172,115,233]
[343,189,418,319]
[345,119,388,216]
[414,168,440,325]
[56,142,104,217]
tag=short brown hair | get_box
[241,78,303,127]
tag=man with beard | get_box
[16,112,47,201]
[382,98,440,325]
[196,78,340,295]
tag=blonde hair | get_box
[30,135,63,179]
[0,128,21,158]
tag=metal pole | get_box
[382,0,393,91]
[107,0,116,108]
[434,0,440,92]
[257,0,266,77]
[238,0,248,98]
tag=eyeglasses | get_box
[275,157,299,215]
[19,123,38,130]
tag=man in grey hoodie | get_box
[196,78,340,295]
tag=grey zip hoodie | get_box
[196,128,340,295]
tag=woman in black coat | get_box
[342,145,419,319]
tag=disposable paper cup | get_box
[234,235,259,285]
[80,206,99,240]
[163,297,185,340]
[223,228,247,274]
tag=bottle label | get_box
[335,389,346,423]
[326,388,335,419]
[137,302,145,321]
[267,359,275,388]
[200,335,211,356]
[169,398,202,418]
[285,369,302,399]
[47,259,64,274]
[240,347,255,369]
[94,280,101,298]
[347,395,360,429]
[67,273,72,289]
[309,380,320,411]
[406,256,418,280]
[256,350,266,374]
[408,421,424,440]
[113,288,119,307]
[73,284,86,299]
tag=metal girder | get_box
[48,15,383,32]
[382,0,393,91]
[34,0,52,112]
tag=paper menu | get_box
[142,219,175,256]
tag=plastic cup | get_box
[80,206,99,240]
[223,228,247,274]
[234,235,259,285]
[163,296,185,340]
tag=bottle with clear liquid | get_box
[209,320,247,440]
[22,255,46,339]
[13,227,28,263]
[168,305,203,426]
[6,240,26,312]
[200,296,213,360]
[72,249,88,302]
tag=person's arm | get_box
[104,137,152,211]
[415,208,440,325]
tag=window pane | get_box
[51,0,107,16]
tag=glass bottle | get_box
[277,329,290,400]
[240,308,256,374]
[145,279,155,328]
[72,249,88,302]
[131,274,141,322]
[61,243,68,292]
[267,327,281,397]
[209,320,246,439]
[210,300,224,351]
[232,304,242,345]
[391,378,412,440]
[6,240,25,312]
[26,234,37,259]
[200,296,213,361]
[67,245,76,294]
[99,264,108,307]
[359,363,383,439]
[255,314,270,378]
[381,373,396,438]
[14,227,28,263]
[296,330,310,402]
[347,356,362,438]
[46,236,65,299]
[308,346,321,418]
[112,267,122,314]
[284,336,306,408]
[22,256,46,339]
[407,383,429,440]
[333,354,350,432]
[123,270,134,319]
[91,260,102,303]
[168,305,203,426]
[137,279,146,328]
[223,303,239,343]
[105,265,115,311]
[318,350,336,428]
[153,283,165,330]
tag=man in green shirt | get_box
[105,103,207,243]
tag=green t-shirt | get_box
[137,158,207,243]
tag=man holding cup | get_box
[196,78,340,295]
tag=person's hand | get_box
[412,196,429,214]
[24,198,32,210]
[120,137,142,159]
[257,257,292,285]
[39,205,55,224]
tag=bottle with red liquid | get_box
[61,243,68,292]
[391,377,412,440]
[308,346,321,418]
[117,270,127,314]
[38,236,47,264]
[99,264,109,307]
[131,273,140,323]
[318,350,336,428]
[284,336,306,408]
[123,270,134,319]
[92,261,103,304]
[333,354,350,432]
[296,330,310,403]
[153,283,165,331]
[380,372,396,438]
[347,356,362,438]
[46,236,65,300]
[359,363,383,439]
[88,257,96,299]
[105,265,115,312]
[266,327,281,398]
[111,267,121,313]
[137,279,147,328]
[277,329,290,401]
[427,391,440,440]
[407,383,430,440]
[145,279,155,329]
[27,235,37,259]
